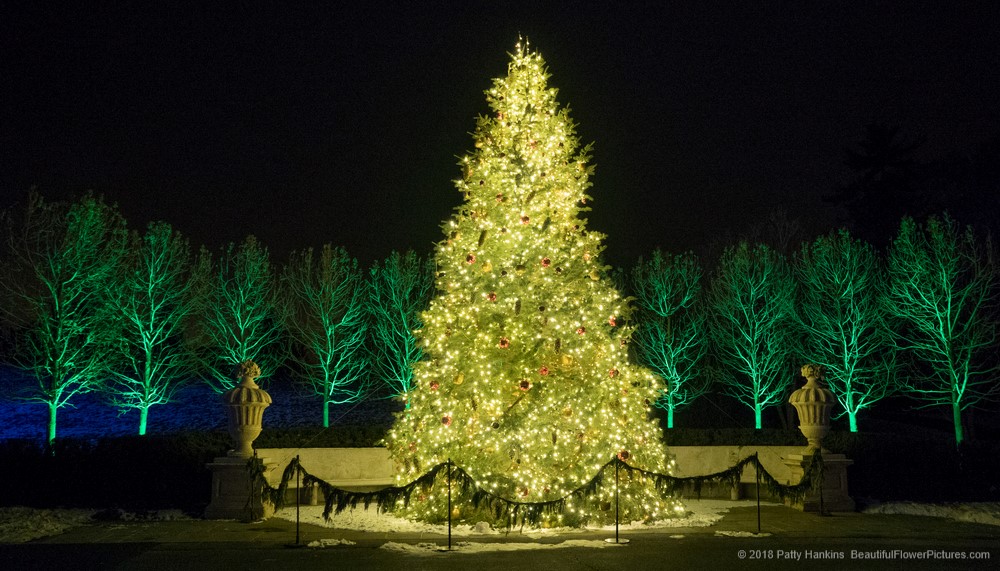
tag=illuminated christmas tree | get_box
[386,41,678,525]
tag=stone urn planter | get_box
[788,363,834,452]
[223,360,272,458]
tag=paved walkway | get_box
[4,505,997,570]
[20,504,997,545]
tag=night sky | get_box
[3,2,998,268]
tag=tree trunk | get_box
[323,399,330,428]
[138,407,149,436]
[754,403,763,429]
[667,405,674,429]
[848,411,858,433]
[47,402,58,446]
[952,401,964,446]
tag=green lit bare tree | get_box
[0,192,127,444]
[795,229,895,432]
[887,215,999,446]
[104,221,202,435]
[631,249,709,428]
[368,250,433,405]
[280,244,369,427]
[708,242,796,429]
[194,235,283,393]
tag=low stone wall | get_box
[669,445,811,500]
[258,447,395,492]
[257,445,817,501]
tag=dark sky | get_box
[2,1,998,268]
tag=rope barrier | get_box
[247,449,824,530]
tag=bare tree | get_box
[630,249,709,428]
[708,242,796,429]
[280,244,369,427]
[0,192,127,444]
[795,229,895,432]
[104,221,202,435]
[887,214,999,446]
[193,235,283,393]
[368,250,433,405]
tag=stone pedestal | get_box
[204,456,277,520]
[783,452,855,512]
[205,360,274,520]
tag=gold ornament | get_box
[454,373,465,385]
[482,261,493,273]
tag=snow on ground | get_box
[0,508,193,544]
[271,498,743,536]
[863,501,1000,527]
[4,500,999,547]
[715,531,773,538]
[0,507,97,544]
[378,539,624,555]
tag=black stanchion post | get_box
[447,459,453,551]
[615,459,620,544]
[755,455,761,534]
[295,455,301,546]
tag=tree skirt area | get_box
[4,501,1000,549]
[273,498,739,537]
[271,498,755,553]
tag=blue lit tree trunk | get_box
[887,215,999,446]
[280,244,370,427]
[795,229,895,433]
[630,249,708,429]
[105,221,201,435]
[0,192,127,445]
[368,250,433,406]
[708,242,796,429]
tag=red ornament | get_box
[541,257,551,267]
[539,366,549,376]
[487,291,497,302]
[576,327,586,335]
[496,193,505,202]
[520,215,530,225]
[620,338,628,346]
[430,381,440,391]
[466,253,476,264]
[519,380,531,391]
[498,337,510,348]
[521,487,530,497]
[609,368,619,378]
[608,316,617,327]
[409,441,417,451]
[442,416,452,426]
[617,450,630,461]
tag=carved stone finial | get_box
[234,360,262,386]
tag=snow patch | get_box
[863,501,1000,527]
[0,507,96,544]
[307,538,357,548]
[379,539,623,555]
[715,531,772,538]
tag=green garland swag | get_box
[247,451,824,529]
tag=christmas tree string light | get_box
[385,40,681,525]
